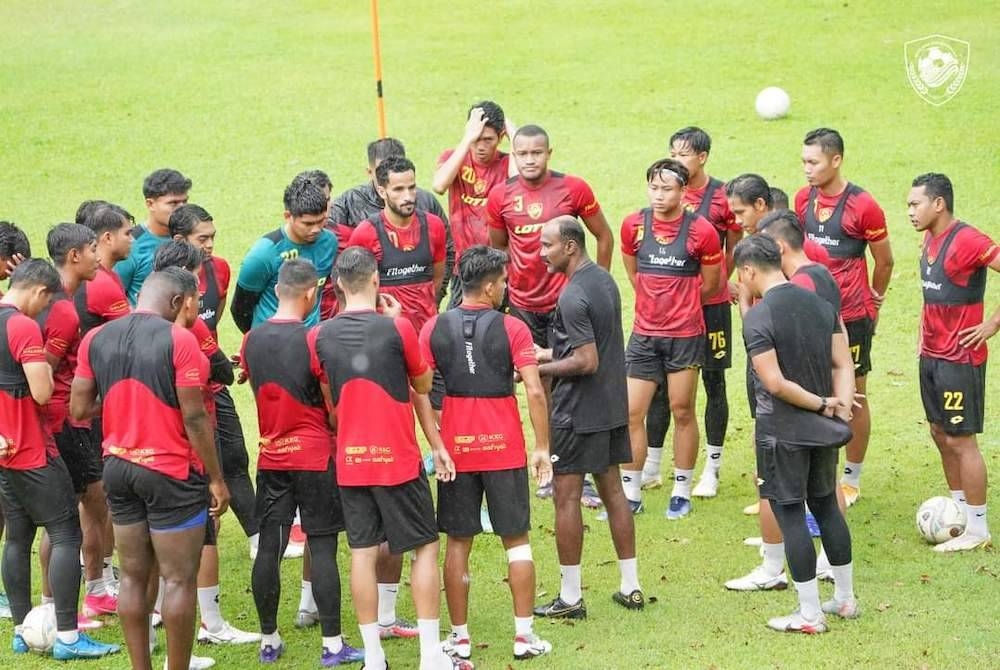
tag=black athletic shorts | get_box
[755,435,838,505]
[845,317,874,377]
[103,456,209,531]
[0,456,78,526]
[339,471,438,554]
[550,426,631,475]
[702,303,733,370]
[625,333,704,381]
[919,357,986,435]
[437,467,530,537]
[507,305,554,348]
[53,420,103,494]
[255,459,345,536]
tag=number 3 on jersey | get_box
[708,330,726,359]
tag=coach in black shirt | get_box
[532,216,643,621]
[736,234,857,635]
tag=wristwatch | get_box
[817,397,828,414]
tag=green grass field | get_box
[2,1,999,668]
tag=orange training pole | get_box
[370,0,387,138]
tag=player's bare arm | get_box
[178,385,230,516]
[411,391,455,481]
[432,260,445,299]
[725,228,744,278]
[699,261,723,303]
[519,363,552,486]
[830,331,856,421]
[431,108,488,194]
[69,375,101,421]
[958,254,1000,349]
[582,211,614,270]
[489,225,509,253]
[22,360,54,406]
[869,236,894,309]
[538,341,598,378]
[751,349,840,416]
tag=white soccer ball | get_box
[755,86,791,120]
[21,603,58,652]
[915,496,966,544]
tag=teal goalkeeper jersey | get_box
[236,226,338,328]
[114,224,171,305]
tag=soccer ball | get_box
[755,87,790,120]
[21,603,57,652]
[915,496,966,544]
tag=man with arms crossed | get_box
[909,172,997,551]
[736,235,857,633]
[533,217,643,619]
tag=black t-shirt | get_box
[743,282,848,446]
[549,262,628,433]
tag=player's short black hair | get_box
[75,200,108,225]
[283,177,330,218]
[47,223,96,266]
[277,258,319,297]
[335,246,378,294]
[367,138,406,166]
[297,169,332,192]
[513,124,549,147]
[151,266,199,297]
[912,173,954,213]
[9,258,61,293]
[169,204,213,238]
[374,156,416,188]
[143,169,192,199]
[554,215,586,249]
[733,234,782,271]
[153,240,202,273]
[85,204,133,237]
[669,126,712,154]
[468,100,506,135]
[459,245,508,293]
[646,158,689,187]
[726,174,772,208]
[0,221,31,260]
[804,128,844,157]
[769,187,789,211]
[757,211,805,251]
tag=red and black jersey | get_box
[438,149,510,273]
[684,177,739,306]
[795,184,887,321]
[35,292,81,434]
[920,222,998,365]
[419,305,536,472]
[790,263,843,320]
[348,212,447,333]
[487,172,602,312]
[190,316,221,417]
[74,265,130,336]
[199,256,230,337]
[312,309,427,487]
[620,209,722,337]
[76,311,209,480]
[0,305,52,470]
[241,319,333,471]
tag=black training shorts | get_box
[102,456,209,531]
[755,435,838,505]
[0,456,79,526]
[340,472,438,554]
[919,357,986,435]
[507,305,555,349]
[702,303,733,371]
[625,333,704,381]
[255,459,345,536]
[550,426,631,476]
[845,317,874,378]
[437,467,530,537]
[53,420,103,494]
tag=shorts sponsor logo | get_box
[550,454,560,463]
[949,415,964,425]
[905,34,969,106]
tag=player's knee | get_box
[670,401,696,423]
[506,544,533,564]
[46,519,82,548]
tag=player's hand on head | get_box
[464,108,487,142]
[504,116,518,140]
[433,448,456,482]
[959,319,1000,349]
[377,293,403,319]
[209,479,231,517]
[5,253,25,274]
[531,449,552,487]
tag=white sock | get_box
[793,578,822,621]
[618,557,640,594]
[705,445,723,473]
[417,618,441,659]
[323,634,343,653]
[761,542,785,576]
[842,461,862,488]
[621,469,642,503]
[450,623,469,640]
[643,446,663,477]
[377,583,398,626]
[816,546,831,573]
[966,503,989,537]
[261,632,281,649]
[56,629,79,644]
[85,578,106,597]
[249,533,260,550]
[513,616,533,638]
[298,580,316,613]
[358,623,385,668]
[831,562,854,603]
[102,556,115,584]
[148,615,156,654]
[559,564,582,605]
[198,585,224,632]
[671,468,694,499]
[41,595,55,605]
[950,490,967,508]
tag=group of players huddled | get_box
[0,99,996,669]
